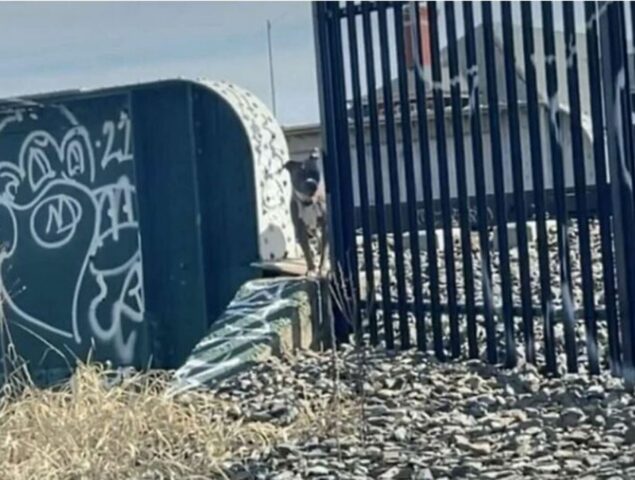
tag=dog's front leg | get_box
[318,219,329,276]
[295,218,316,274]
[290,200,316,274]
[298,229,316,274]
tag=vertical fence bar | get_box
[315,0,630,379]
[428,1,460,358]
[378,2,409,348]
[346,2,376,344]
[501,2,534,364]
[483,1,516,367]
[445,1,477,358]
[412,1,443,359]
[394,4,425,350]
[631,2,635,129]
[521,2,556,373]
[313,2,348,341]
[599,0,635,387]
[563,1,599,374]
[361,2,393,348]
[585,1,621,375]
[463,2,497,364]
[631,3,635,77]
[331,2,360,341]
[542,1,578,373]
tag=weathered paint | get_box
[0,79,295,383]
[169,276,320,396]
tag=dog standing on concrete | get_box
[283,148,328,275]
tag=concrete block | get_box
[169,277,324,395]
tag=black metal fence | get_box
[314,1,635,386]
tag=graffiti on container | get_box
[205,81,295,260]
[0,104,144,363]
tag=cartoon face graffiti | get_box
[0,103,145,364]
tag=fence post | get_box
[312,2,353,344]
[599,1,635,388]
[585,1,621,376]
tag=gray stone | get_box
[249,411,273,422]
[452,463,482,478]
[365,446,382,459]
[272,473,296,480]
[269,401,289,417]
[584,455,606,467]
[564,459,584,472]
[591,414,606,427]
[560,407,585,428]
[624,426,635,445]
[393,427,408,442]
[534,463,561,474]
[456,436,492,456]
[415,468,434,480]
[430,466,451,477]
[378,466,413,480]
[377,389,397,399]
[587,384,605,399]
[209,304,633,480]
[306,465,330,476]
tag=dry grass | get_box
[0,362,335,480]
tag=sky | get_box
[0,2,601,128]
[0,1,318,127]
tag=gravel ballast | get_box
[219,346,633,479]
[217,219,630,478]
[355,219,619,374]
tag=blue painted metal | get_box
[330,0,360,341]
[412,1,441,358]
[378,2,409,349]
[345,2,375,344]
[502,2,534,365]
[445,1,477,359]
[586,1,621,376]
[542,2,578,373]
[520,2,556,373]
[599,0,635,387]
[361,2,393,346]
[313,1,635,382]
[428,1,459,358]
[563,2,599,374]
[336,2,361,321]
[394,4,425,351]
[0,79,280,383]
[483,2,516,367]
[463,1,496,364]
[313,2,352,343]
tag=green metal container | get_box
[0,79,295,384]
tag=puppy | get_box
[283,148,328,275]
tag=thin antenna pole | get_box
[267,19,277,117]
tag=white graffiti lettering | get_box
[0,105,145,363]
[31,194,83,248]
[101,111,133,169]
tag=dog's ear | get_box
[283,160,302,172]
[278,161,291,175]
